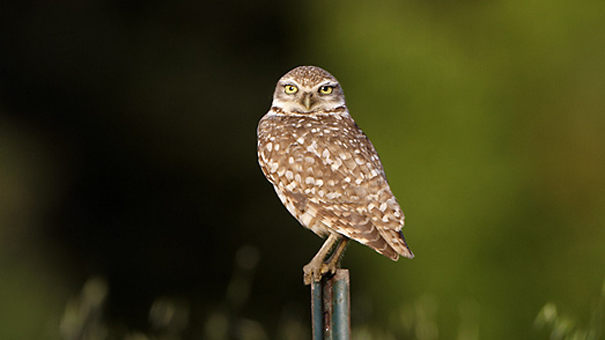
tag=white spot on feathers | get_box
[306,140,319,154]
[300,212,313,226]
[268,162,279,173]
[331,158,342,170]
[326,192,342,200]
[286,182,297,191]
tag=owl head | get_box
[272,66,346,113]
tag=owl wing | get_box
[306,119,413,260]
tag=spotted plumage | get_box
[257,66,413,284]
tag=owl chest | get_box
[261,120,362,194]
[260,120,341,177]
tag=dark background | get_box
[1,1,604,339]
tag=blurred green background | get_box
[1,1,604,339]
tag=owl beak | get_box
[302,93,314,110]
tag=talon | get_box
[303,262,322,285]
[320,262,337,278]
[303,260,338,285]
[302,235,348,285]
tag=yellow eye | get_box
[319,86,333,95]
[284,85,298,94]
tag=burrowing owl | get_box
[257,66,413,285]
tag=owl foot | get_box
[303,235,349,285]
[303,261,337,285]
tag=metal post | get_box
[311,269,351,340]
[311,277,324,340]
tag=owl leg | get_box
[324,237,349,273]
[303,234,338,285]
[303,234,347,285]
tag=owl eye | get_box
[284,85,298,94]
[319,86,333,95]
